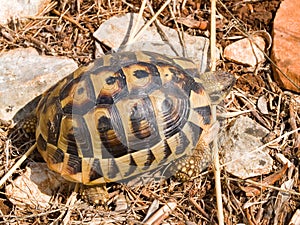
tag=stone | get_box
[223,35,266,67]
[93,13,211,73]
[0,48,77,121]
[0,0,51,24]
[219,116,273,179]
[271,0,300,93]
[257,95,269,115]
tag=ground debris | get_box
[0,0,299,224]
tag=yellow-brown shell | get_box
[35,51,212,185]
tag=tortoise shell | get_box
[34,51,212,185]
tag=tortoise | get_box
[17,51,235,203]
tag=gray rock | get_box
[0,0,51,24]
[0,48,77,120]
[219,116,273,179]
[93,13,211,73]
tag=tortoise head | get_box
[199,71,235,104]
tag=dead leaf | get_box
[241,164,288,197]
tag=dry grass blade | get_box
[289,96,300,149]
[127,0,147,43]
[167,4,185,56]
[143,201,177,225]
[144,2,180,56]
[210,0,217,72]
[52,9,87,32]
[210,0,224,224]
[127,0,171,45]
[44,185,80,225]
[237,178,300,197]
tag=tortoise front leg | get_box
[80,184,109,205]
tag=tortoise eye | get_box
[105,76,117,85]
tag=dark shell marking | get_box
[35,51,212,185]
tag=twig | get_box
[0,208,65,224]
[227,177,300,197]
[212,105,225,225]
[167,4,184,56]
[127,0,147,43]
[289,96,300,149]
[210,0,224,224]
[146,2,180,56]
[210,0,217,72]
[62,185,79,225]
[127,0,171,45]
[189,197,210,218]
[143,201,177,225]
[52,9,87,32]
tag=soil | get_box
[0,0,299,224]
